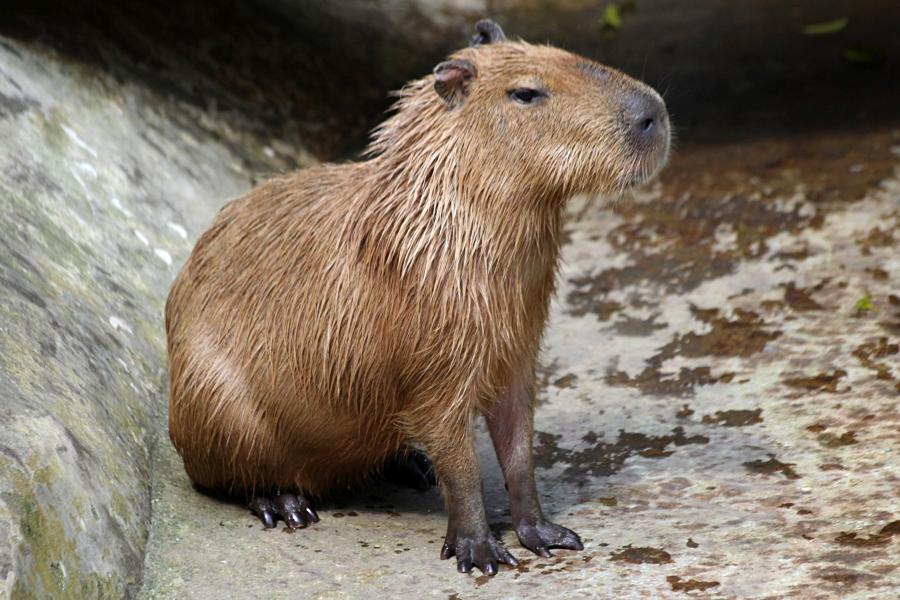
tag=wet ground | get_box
[2,1,897,598]
[138,127,900,599]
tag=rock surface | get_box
[1,1,899,599]
[138,135,900,599]
[0,37,273,598]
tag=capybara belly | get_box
[170,373,401,496]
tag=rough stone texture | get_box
[2,1,899,598]
[137,134,900,599]
[0,37,279,597]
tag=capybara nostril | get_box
[625,90,669,147]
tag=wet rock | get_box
[743,456,801,480]
[535,427,709,483]
[834,521,900,547]
[783,370,848,394]
[609,546,672,565]
[0,34,270,597]
[666,575,719,592]
[781,281,826,311]
[666,308,781,359]
[1,2,898,599]
[852,337,898,381]
[700,409,764,427]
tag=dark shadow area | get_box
[2,0,898,164]
[0,0,463,164]
[191,476,447,523]
[496,0,900,143]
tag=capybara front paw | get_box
[515,519,583,558]
[382,447,437,491]
[440,531,518,576]
[249,492,319,529]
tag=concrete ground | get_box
[139,130,900,598]
[1,1,897,598]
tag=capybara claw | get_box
[441,531,517,576]
[260,510,275,529]
[249,493,317,530]
[249,496,277,528]
[305,505,320,523]
[515,519,583,557]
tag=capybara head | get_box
[369,20,670,202]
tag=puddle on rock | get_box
[666,575,720,592]
[666,308,782,359]
[607,306,780,396]
[853,337,898,381]
[818,431,858,448]
[609,545,672,565]
[834,521,900,547]
[781,281,827,311]
[701,409,763,427]
[784,370,848,393]
[743,455,801,480]
[535,427,708,484]
[552,374,579,389]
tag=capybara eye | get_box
[508,88,544,105]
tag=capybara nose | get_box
[624,90,669,148]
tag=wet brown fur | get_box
[166,39,666,500]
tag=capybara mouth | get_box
[623,137,670,189]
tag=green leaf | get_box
[601,4,623,31]
[802,17,848,36]
[842,44,885,65]
[854,293,875,312]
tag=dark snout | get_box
[618,86,670,184]
[624,89,670,153]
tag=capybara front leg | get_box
[487,377,583,558]
[412,412,517,575]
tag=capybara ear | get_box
[433,59,478,108]
[470,19,506,46]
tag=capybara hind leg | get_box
[249,492,319,530]
[382,447,437,491]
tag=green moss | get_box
[7,464,127,600]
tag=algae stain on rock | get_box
[743,455,801,480]
[781,281,826,312]
[7,465,120,600]
[783,370,848,394]
[701,409,763,427]
[665,307,782,359]
[609,545,673,565]
[605,306,777,396]
[666,575,720,592]
[852,337,898,381]
[834,521,900,547]
[535,427,708,483]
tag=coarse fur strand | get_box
[166,39,667,500]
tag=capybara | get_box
[166,19,670,575]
